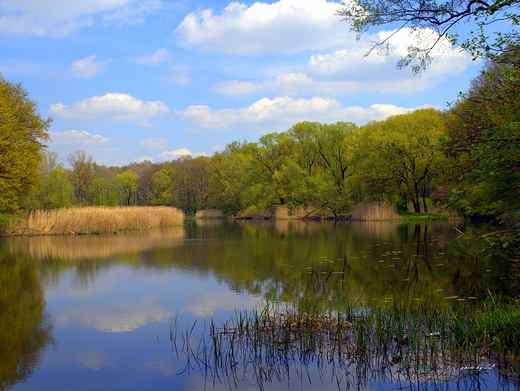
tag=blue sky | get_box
[1,0,483,167]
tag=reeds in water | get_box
[170,298,520,390]
[351,202,399,221]
[195,209,224,219]
[10,206,184,236]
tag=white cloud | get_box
[49,93,170,127]
[69,55,111,78]
[213,28,472,97]
[0,0,163,36]
[158,148,207,159]
[174,0,350,55]
[131,155,155,163]
[138,138,170,150]
[176,96,422,133]
[163,65,191,85]
[50,130,112,146]
[130,48,172,66]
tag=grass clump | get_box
[2,206,184,236]
[170,297,520,390]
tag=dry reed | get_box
[351,202,399,221]
[19,206,184,236]
[195,209,224,219]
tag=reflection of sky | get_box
[46,264,262,333]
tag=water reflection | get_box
[0,221,514,391]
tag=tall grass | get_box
[3,206,184,236]
[195,209,224,219]
[351,202,399,221]
[170,297,520,390]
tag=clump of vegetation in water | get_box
[170,298,520,390]
[0,206,184,236]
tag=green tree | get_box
[67,150,97,206]
[90,177,118,206]
[35,151,74,209]
[114,170,140,206]
[0,75,51,213]
[446,50,520,217]
[358,109,450,212]
[338,0,520,73]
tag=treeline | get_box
[4,52,520,222]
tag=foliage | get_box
[446,50,520,218]
[338,0,520,73]
[0,74,51,213]
[354,109,450,212]
[67,150,97,206]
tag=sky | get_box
[0,0,484,167]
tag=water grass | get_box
[351,202,399,221]
[195,209,224,219]
[1,206,184,236]
[169,297,520,390]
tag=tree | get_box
[357,109,450,212]
[0,75,51,213]
[338,0,520,73]
[446,50,520,216]
[33,151,74,209]
[114,170,140,206]
[67,150,97,206]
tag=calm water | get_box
[0,220,516,391]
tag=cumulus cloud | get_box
[0,0,163,36]
[50,130,112,146]
[69,55,111,78]
[130,48,172,66]
[49,93,170,127]
[174,0,350,55]
[158,148,207,159]
[213,28,472,97]
[176,96,422,133]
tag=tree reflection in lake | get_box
[0,253,53,390]
[0,220,515,391]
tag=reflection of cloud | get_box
[76,348,115,371]
[183,289,260,317]
[141,360,176,376]
[55,297,174,332]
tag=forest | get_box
[1,51,519,229]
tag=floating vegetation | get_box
[169,298,520,390]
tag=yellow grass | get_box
[350,202,399,221]
[195,209,224,219]
[19,206,184,236]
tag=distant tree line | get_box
[1,51,519,223]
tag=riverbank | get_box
[0,206,184,236]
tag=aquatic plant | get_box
[2,206,184,236]
[169,297,520,390]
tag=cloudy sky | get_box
[1,0,482,167]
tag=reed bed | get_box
[195,209,224,219]
[351,202,399,221]
[9,206,184,236]
[170,298,519,390]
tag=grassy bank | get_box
[0,206,184,236]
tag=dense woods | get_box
[1,52,519,229]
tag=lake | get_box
[0,220,516,391]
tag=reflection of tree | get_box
[0,254,53,390]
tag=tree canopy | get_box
[0,75,51,213]
[338,0,520,73]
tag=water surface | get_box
[0,220,515,390]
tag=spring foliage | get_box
[0,75,51,213]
